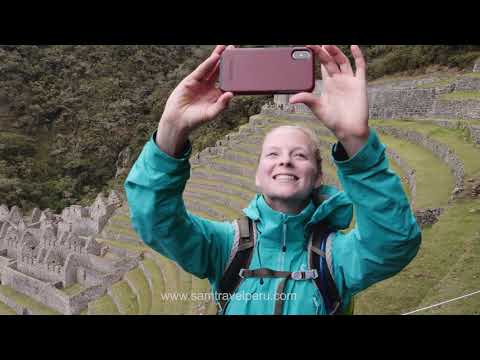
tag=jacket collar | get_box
[243,185,354,233]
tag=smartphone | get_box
[219,47,315,95]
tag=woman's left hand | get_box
[289,45,370,157]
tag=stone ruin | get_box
[473,58,480,73]
[0,191,142,315]
[262,65,480,121]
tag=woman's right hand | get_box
[156,45,234,157]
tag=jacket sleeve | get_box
[330,129,422,297]
[124,133,235,284]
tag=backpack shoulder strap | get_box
[310,222,343,315]
[217,216,255,314]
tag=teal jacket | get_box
[125,129,421,315]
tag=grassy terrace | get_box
[4,110,479,315]
[0,300,16,315]
[109,280,139,315]
[371,119,480,180]
[184,195,242,220]
[352,119,480,314]
[141,258,168,314]
[88,294,120,315]
[0,285,60,315]
[125,268,151,315]
[439,90,480,101]
[61,283,85,296]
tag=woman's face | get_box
[255,127,322,214]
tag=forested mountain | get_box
[0,45,478,212]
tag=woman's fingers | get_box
[206,91,234,119]
[289,92,317,106]
[351,45,367,80]
[323,45,354,76]
[307,45,340,77]
[189,45,228,82]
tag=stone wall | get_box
[1,265,69,314]
[473,59,480,72]
[273,74,480,121]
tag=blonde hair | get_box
[258,125,323,175]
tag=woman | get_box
[125,45,421,315]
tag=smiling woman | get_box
[256,126,324,215]
[125,45,421,316]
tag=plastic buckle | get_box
[239,269,246,279]
[291,270,318,281]
[307,269,319,280]
[291,272,304,281]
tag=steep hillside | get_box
[0,45,479,215]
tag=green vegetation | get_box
[439,91,480,101]
[416,77,457,89]
[125,268,152,315]
[61,283,84,296]
[88,294,120,315]
[0,300,16,315]
[0,45,478,213]
[141,258,167,314]
[109,281,139,315]
[360,46,480,80]
[0,285,60,315]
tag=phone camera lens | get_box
[293,51,310,60]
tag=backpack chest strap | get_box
[239,268,319,281]
[239,267,319,315]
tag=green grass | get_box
[0,300,16,315]
[372,120,480,179]
[372,131,454,209]
[416,77,457,89]
[109,281,139,315]
[88,294,120,315]
[463,72,480,78]
[190,276,217,315]
[193,165,254,184]
[439,90,480,101]
[148,253,191,315]
[79,307,89,315]
[61,283,84,296]
[141,258,168,314]
[102,223,140,238]
[98,238,147,253]
[211,157,257,171]
[184,195,242,220]
[188,177,256,199]
[0,285,60,315]
[356,199,480,315]
[125,268,152,315]
[185,186,249,207]
[108,214,133,225]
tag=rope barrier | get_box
[402,289,480,315]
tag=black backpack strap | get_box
[216,216,255,314]
[310,222,342,315]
